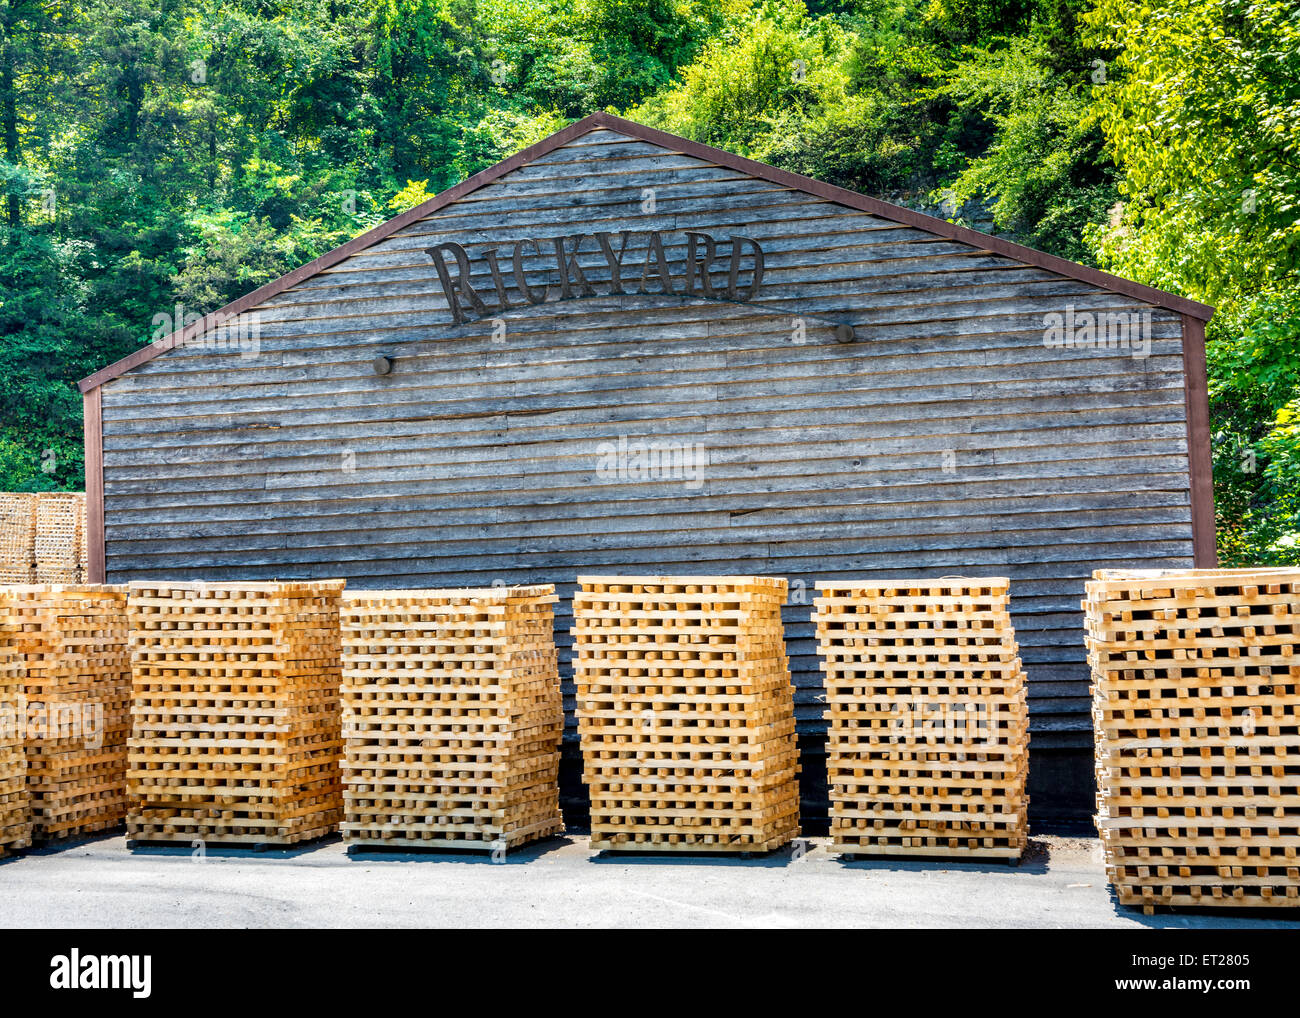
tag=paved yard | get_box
[0,833,1294,929]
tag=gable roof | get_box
[78,111,1214,393]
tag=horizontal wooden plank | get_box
[98,128,1199,782]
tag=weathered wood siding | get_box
[98,129,1195,820]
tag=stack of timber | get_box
[0,493,89,585]
[0,493,36,583]
[126,580,345,847]
[812,579,1030,860]
[34,493,86,584]
[340,586,564,852]
[572,575,800,852]
[0,617,30,856]
[1087,567,1300,912]
[3,584,131,841]
[78,500,88,579]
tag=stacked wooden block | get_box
[340,586,564,851]
[0,493,37,583]
[0,616,30,855]
[573,575,800,852]
[0,492,88,584]
[3,584,131,841]
[812,579,1030,859]
[126,580,345,846]
[1087,567,1300,911]
[34,493,86,583]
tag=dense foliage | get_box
[1083,0,1300,564]
[0,0,1293,563]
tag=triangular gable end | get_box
[78,111,1212,393]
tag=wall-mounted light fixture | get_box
[835,324,857,344]
[372,354,394,375]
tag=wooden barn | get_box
[78,112,1215,827]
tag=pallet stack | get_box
[79,501,88,578]
[0,616,30,856]
[572,575,800,852]
[340,586,564,852]
[812,578,1030,860]
[34,493,85,584]
[3,584,131,841]
[1087,567,1300,912]
[0,493,37,583]
[126,580,345,847]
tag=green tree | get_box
[1085,0,1300,563]
[935,3,1118,261]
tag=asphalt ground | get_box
[1,832,1296,929]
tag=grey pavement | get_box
[1,833,1295,929]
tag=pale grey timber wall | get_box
[97,128,1196,824]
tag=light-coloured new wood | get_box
[340,585,563,852]
[0,492,88,584]
[34,493,86,584]
[1086,567,1300,911]
[0,584,130,841]
[573,575,800,852]
[813,578,1029,859]
[0,493,37,584]
[126,579,345,846]
[0,617,30,855]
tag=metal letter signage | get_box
[427,230,764,324]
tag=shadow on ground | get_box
[341,835,573,865]
[586,846,806,868]
[829,836,1051,875]
[124,831,345,861]
[9,827,124,860]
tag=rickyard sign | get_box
[426,230,765,324]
